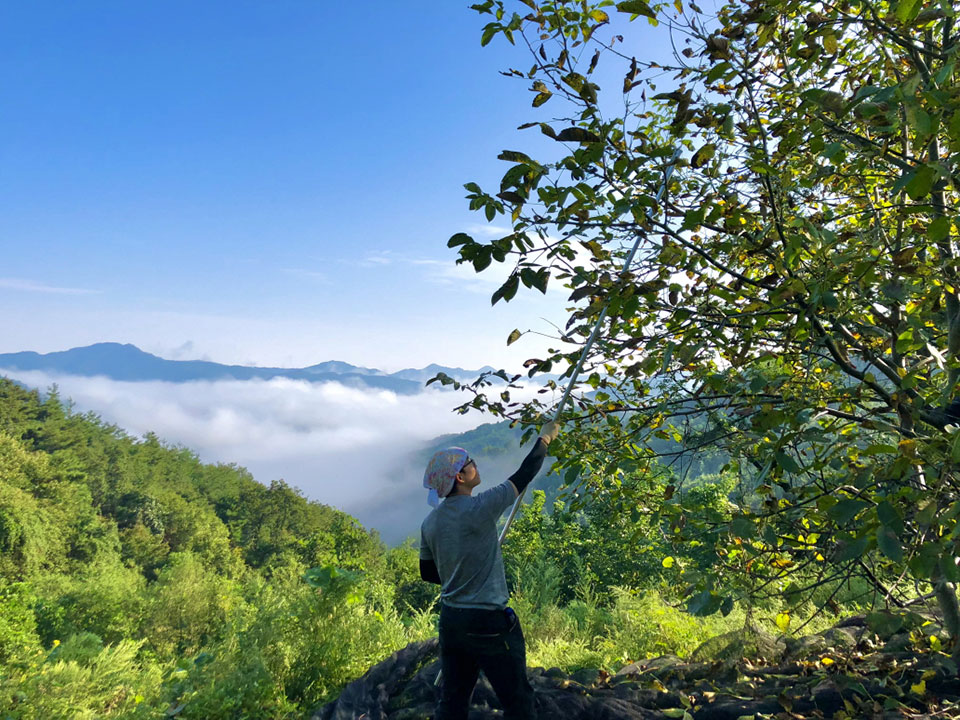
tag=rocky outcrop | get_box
[313,617,960,719]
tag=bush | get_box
[142,552,241,659]
[0,580,40,662]
[32,561,145,646]
[0,636,164,720]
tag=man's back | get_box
[420,480,515,610]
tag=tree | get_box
[449,0,960,646]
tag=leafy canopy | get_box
[450,0,960,621]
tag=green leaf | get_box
[895,0,921,23]
[905,164,937,200]
[530,269,549,294]
[823,32,838,54]
[720,596,734,617]
[507,329,522,345]
[448,233,474,248]
[836,536,869,562]
[877,527,903,562]
[497,190,526,205]
[691,143,716,168]
[561,72,585,92]
[929,216,951,241]
[498,150,533,164]
[877,500,903,535]
[829,498,869,524]
[556,127,602,143]
[916,500,937,527]
[474,247,493,271]
[909,543,939,579]
[730,515,756,539]
[480,22,499,47]
[906,103,932,137]
[492,274,520,305]
[861,443,897,455]
[775,451,801,473]
[687,589,722,616]
[617,0,656,19]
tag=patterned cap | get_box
[423,447,469,507]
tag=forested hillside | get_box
[0,377,437,718]
[0,375,796,720]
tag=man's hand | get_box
[539,420,561,445]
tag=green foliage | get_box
[0,377,413,718]
[143,552,239,659]
[0,636,164,720]
[385,541,439,613]
[0,580,40,663]
[503,475,735,604]
[450,0,960,634]
[33,561,145,646]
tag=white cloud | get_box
[1,369,554,542]
[358,252,395,267]
[412,257,510,294]
[163,341,211,361]
[465,224,512,238]
[0,278,101,295]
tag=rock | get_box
[316,616,959,720]
[883,632,913,652]
[571,667,602,686]
[836,614,867,628]
[615,654,684,677]
[784,633,828,660]
[822,625,861,650]
[314,639,439,720]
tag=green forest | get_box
[0,377,829,719]
[9,0,960,713]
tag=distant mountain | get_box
[305,360,383,376]
[390,363,497,384]
[0,343,495,395]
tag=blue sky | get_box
[0,1,673,372]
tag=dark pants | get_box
[437,604,535,720]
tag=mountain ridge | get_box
[0,343,494,394]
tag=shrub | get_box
[0,636,164,720]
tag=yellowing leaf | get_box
[823,32,838,54]
[589,9,610,22]
[617,0,656,19]
[691,143,716,168]
[776,611,791,632]
[821,656,835,666]
[532,90,552,107]
[662,556,675,568]
[910,680,926,695]
[899,439,919,457]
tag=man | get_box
[419,421,560,720]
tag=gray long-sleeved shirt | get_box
[419,439,548,610]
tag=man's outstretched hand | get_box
[539,420,561,445]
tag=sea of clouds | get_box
[1,369,547,543]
